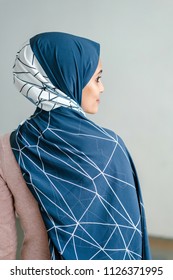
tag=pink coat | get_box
[0,133,50,259]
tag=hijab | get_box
[10,32,151,260]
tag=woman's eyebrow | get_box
[97,69,103,75]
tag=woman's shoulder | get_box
[102,127,126,145]
[0,132,19,178]
[0,133,12,156]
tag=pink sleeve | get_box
[0,173,17,259]
[0,134,50,260]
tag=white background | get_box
[0,0,173,238]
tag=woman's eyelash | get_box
[96,76,101,82]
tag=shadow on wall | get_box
[16,218,24,260]
[16,218,173,260]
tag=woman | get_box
[1,32,151,260]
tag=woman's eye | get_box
[96,76,101,83]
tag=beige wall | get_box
[0,0,173,238]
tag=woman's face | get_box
[81,59,104,114]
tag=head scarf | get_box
[10,32,151,260]
[13,32,99,111]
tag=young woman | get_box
[0,32,151,260]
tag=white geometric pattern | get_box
[13,43,85,113]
